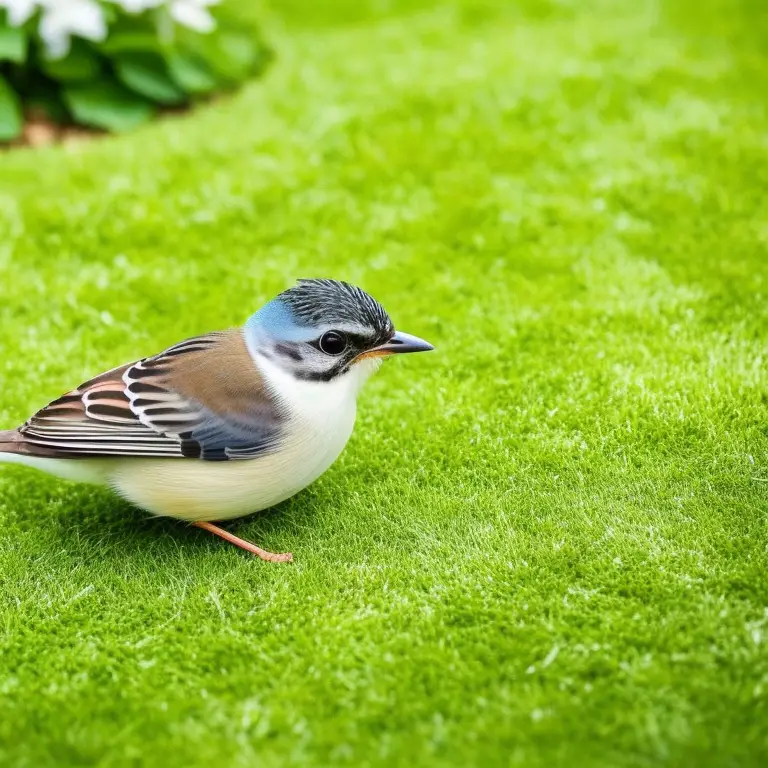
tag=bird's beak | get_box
[371,330,435,356]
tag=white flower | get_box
[38,0,107,59]
[168,0,219,33]
[108,0,162,12]
[0,0,40,26]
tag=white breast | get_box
[106,354,381,522]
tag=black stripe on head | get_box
[274,343,303,362]
[294,359,351,383]
[279,279,394,338]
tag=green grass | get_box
[1,0,767,765]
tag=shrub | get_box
[0,0,270,141]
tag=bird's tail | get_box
[0,429,23,459]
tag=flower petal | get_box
[1,0,39,26]
[110,0,162,13]
[170,2,216,33]
[39,12,71,59]
[70,1,108,42]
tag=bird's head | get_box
[246,279,433,385]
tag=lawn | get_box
[1,0,767,765]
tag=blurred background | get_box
[0,0,766,766]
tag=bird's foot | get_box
[192,521,293,563]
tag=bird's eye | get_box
[319,330,347,355]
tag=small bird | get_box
[0,279,433,562]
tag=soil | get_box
[7,114,99,149]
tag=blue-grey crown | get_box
[279,279,393,337]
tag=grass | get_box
[1,0,767,764]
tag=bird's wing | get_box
[17,331,285,461]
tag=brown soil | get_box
[7,114,100,148]
[6,101,204,149]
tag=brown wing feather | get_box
[7,330,283,462]
[18,360,185,458]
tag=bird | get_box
[0,279,433,562]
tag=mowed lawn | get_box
[0,0,766,765]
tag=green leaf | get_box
[41,41,100,81]
[115,53,186,105]
[100,31,162,55]
[205,32,259,81]
[27,91,69,124]
[166,51,218,94]
[0,24,26,63]
[0,73,22,141]
[63,80,154,132]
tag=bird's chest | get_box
[108,393,357,522]
[276,373,359,474]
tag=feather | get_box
[13,330,284,461]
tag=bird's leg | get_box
[193,521,293,563]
